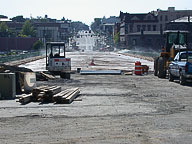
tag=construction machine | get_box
[46,42,71,79]
[154,30,189,78]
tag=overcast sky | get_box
[1,0,192,25]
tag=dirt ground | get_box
[1,51,192,144]
[0,73,192,144]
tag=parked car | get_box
[169,51,192,85]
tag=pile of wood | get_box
[53,88,80,104]
[17,85,80,105]
[33,86,61,103]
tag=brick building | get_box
[119,7,192,50]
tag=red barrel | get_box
[135,61,142,75]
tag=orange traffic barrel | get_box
[135,61,142,75]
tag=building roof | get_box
[102,16,120,24]
[120,11,158,23]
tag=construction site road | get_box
[1,51,192,144]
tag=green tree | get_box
[0,15,8,19]
[11,15,26,22]
[0,22,9,37]
[114,32,120,44]
[21,20,36,37]
[91,18,102,33]
[32,40,43,50]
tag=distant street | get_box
[73,30,98,51]
[19,51,154,72]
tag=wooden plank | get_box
[65,89,80,104]
[37,86,61,103]
[40,72,55,80]
[18,93,33,104]
[53,89,71,102]
[55,88,80,104]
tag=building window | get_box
[137,25,141,32]
[153,25,156,31]
[129,25,133,33]
[165,15,168,21]
[142,25,146,31]
[147,25,151,31]
[160,24,163,31]
[125,24,128,34]
[160,15,163,21]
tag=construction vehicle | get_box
[46,42,71,79]
[154,30,189,78]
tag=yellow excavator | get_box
[154,30,189,78]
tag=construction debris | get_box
[17,85,80,105]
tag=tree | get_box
[0,15,8,19]
[91,18,102,33]
[11,15,26,22]
[0,22,9,37]
[114,32,120,44]
[21,20,36,37]
[32,40,43,50]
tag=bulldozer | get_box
[154,30,189,78]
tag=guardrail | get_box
[0,50,45,64]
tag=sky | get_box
[1,0,192,25]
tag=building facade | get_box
[119,12,158,48]
[120,7,192,50]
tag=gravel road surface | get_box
[1,52,192,144]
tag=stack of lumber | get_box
[53,88,80,104]
[17,86,80,105]
[33,86,61,103]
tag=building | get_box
[119,7,192,50]
[119,12,158,48]
[127,31,163,50]
[100,16,120,35]
[99,16,120,47]
[152,7,192,31]
[5,19,72,43]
